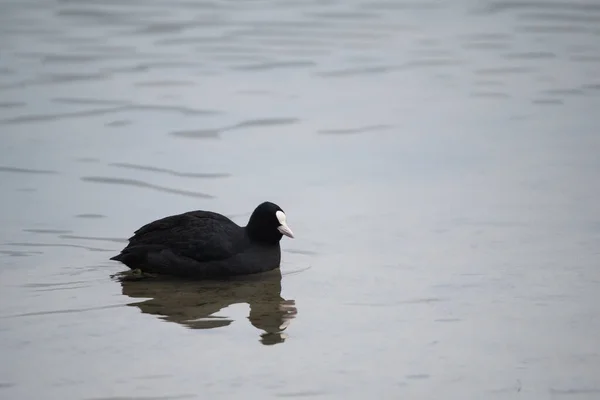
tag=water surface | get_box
[1,0,599,399]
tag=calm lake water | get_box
[1,0,600,399]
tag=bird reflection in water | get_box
[116,268,297,345]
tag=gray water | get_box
[1,0,600,398]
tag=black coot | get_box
[110,201,294,279]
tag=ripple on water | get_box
[582,83,600,92]
[284,249,319,256]
[76,157,100,163]
[55,3,167,28]
[134,80,194,87]
[519,11,600,24]
[0,104,221,125]
[231,60,316,71]
[400,58,464,70]
[23,229,73,234]
[406,374,430,380]
[105,120,132,127]
[435,318,462,323]
[3,303,126,319]
[542,88,586,97]
[0,250,43,257]
[532,98,564,105]
[346,297,444,307]
[108,162,230,179]
[232,117,300,130]
[317,57,462,77]
[550,388,600,395]
[0,107,129,125]
[51,97,131,106]
[8,71,111,88]
[132,21,199,35]
[318,125,392,135]
[41,54,105,65]
[4,242,113,252]
[80,176,215,199]
[511,4,600,35]
[0,166,58,175]
[0,101,26,109]
[0,382,15,389]
[478,1,600,14]
[504,51,557,60]
[276,390,329,398]
[59,235,127,244]
[571,54,600,63]
[169,129,220,139]
[21,281,91,288]
[169,117,299,139]
[84,395,197,400]
[20,280,94,292]
[470,91,511,99]
[474,79,504,87]
[74,214,106,219]
[317,65,398,77]
[155,35,234,47]
[460,32,513,51]
[517,25,591,34]
[475,66,536,76]
[305,11,383,21]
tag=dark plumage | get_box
[110,201,294,279]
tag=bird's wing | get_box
[123,211,245,262]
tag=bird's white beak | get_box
[277,223,294,239]
[276,210,294,238]
[277,222,294,239]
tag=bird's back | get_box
[112,210,248,266]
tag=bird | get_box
[110,201,294,279]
